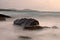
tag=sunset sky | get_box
[0,0,60,11]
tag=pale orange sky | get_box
[0,0,60,11]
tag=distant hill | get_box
[0,9,16,11]
[0,9,40,13]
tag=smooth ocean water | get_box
[0,11,60,40]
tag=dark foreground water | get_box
[0,11,60,40]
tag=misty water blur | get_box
[0,11,60,40]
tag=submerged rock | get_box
[14,18,39,27]
[23,26,50,30]
[23,26,43,30]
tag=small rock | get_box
[43,26,50,28]
[19,36,32,39]
[52,26,58,29]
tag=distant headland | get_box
[0,9,40,12]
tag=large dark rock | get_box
[0,14,11,21]
[14,18,39,27]
[0,14,11,18]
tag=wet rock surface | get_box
[0,17,6,21]
[23,26,51,30]
[14,18,39,27]
[23,26,43,30]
